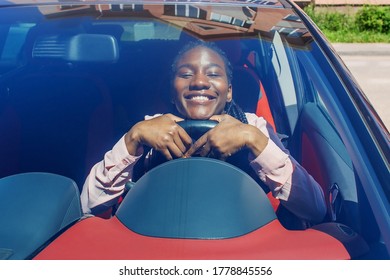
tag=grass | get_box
[323,30,390,43]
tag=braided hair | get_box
[171,41,248,124]
[224,100,248,124]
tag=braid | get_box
[224,100,248,124]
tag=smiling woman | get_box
[80,40,327,229]
[0,0,389,260]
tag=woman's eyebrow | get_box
[176,63,194,70]
[206,63,225,70]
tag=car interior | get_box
[0,8,387,259]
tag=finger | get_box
[185,133,209,157]
[173,133,194,156]
[166,113,184,123]
[172,133,187,154]
[209,114,226,123]
[198,144,212,157]
[218,151,232,161]
[167,142,186,159]
[177,127,193,148]
[159,148,173,161]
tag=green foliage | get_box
[303,4,390,42]
[304,5,354,32]
[322,12,352,31]
[355,5,390,33]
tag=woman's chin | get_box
[186,113,213,120]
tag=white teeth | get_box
[191,96,210,101]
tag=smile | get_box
[190,96,210,101]
[186,94,216,102]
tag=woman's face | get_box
[172,46,232,120]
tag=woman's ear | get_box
[227,84,233,102]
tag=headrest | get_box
[32,34,119,63]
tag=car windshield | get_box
[0,2,388,197]
[1,0,390,260]
[0,3,294,181]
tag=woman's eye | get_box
[178,72,193,78]
[207,72,221,78]
[207,68,223,77]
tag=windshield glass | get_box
[0,3,363,189]
[1,1,390,261]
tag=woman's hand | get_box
[185,114,269,160]
[124,114,193,160]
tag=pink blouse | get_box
[80,113,326,223]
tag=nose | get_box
[189,73,211,90]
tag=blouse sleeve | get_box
[246,113,326,223]
[80,135,142,214]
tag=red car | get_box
[0,0,389,260]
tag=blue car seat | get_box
[0,172,82,259]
